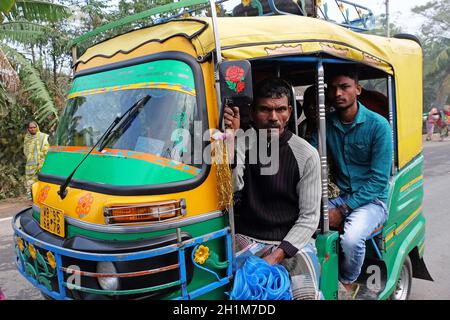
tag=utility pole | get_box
[385,0,390,37]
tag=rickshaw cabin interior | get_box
[236,56,394,298]
[242,55,391,140]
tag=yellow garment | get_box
[23,127,50,188]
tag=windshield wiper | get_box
[57,95,151,199]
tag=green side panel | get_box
[41,151,196,186]
[69,60,195,94]
[316,231,339,300]
[377,154,426,299]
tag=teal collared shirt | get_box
[310,102,392,209]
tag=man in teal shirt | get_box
[310,66,392,298]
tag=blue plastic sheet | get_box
[230,255,292,300]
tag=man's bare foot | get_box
[342,283,360,299]
[343,283,353,291]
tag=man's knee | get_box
[340,231,365,254]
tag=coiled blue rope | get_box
[230,255,292,300]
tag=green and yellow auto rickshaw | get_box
[13,0,432,300]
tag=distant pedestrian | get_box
[23,121,49,199]
[0,287,5,300]
[426,107,440,141]
[442,105,450,139]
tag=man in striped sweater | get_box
[223,78,322,300]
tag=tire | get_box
[389,256,412,300]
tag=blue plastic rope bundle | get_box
[230,255,292,300]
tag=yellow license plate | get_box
[40,205,65,238]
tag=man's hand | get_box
[223,106,240,130]
[263,248,286,265]
[329,208,344,229]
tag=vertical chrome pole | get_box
[388,75,395,175]
[317,61,329,234]
[292,86,299,136]
[209,0,236,273]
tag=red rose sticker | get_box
[225,66,246,93]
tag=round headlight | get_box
[96,262,119,291]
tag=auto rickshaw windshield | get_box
[54,59,201,167]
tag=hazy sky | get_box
[361,0,427,33]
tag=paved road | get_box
[410,137,450,299]
[1,137,449,300]
[0,215,43,300]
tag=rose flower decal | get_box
[225,65,246,93]
[76,193,94,219]
[38,186,50,204]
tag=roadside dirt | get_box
[0,196,31,219]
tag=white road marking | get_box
[0,216,13,223]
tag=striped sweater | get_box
[233,129,321,257]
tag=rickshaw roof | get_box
[76,15,422,75]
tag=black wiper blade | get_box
[98,95,150,152]
[57,95,151,199]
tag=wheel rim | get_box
[392,263,411,300]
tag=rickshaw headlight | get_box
[96,262,119,291]
[104,199,186,224]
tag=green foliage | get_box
[1,44,59,127]
[0,21,53,44]
[0,90,33,200]
[0,1,70,200]
[0,83,8,117]
[412,0,450,109]
[0,0,15,15]
[7,0,71,23]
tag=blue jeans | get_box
[329,195,388,284]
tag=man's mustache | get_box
[266,122,280,128]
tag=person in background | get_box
[298,85,319,141]
[438,105,450,141]
[299,85,340,200]
[23,121,50,199]
[426,107,440,141]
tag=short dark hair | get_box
[253,78,292,103]
[326,65,359,83]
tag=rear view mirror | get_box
[219,60,253,108]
